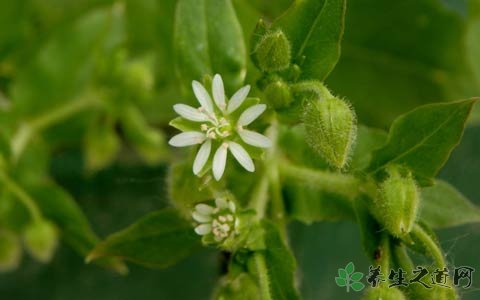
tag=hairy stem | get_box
[411,224,446,269]
[253,252,272,300]
[0,171,42,222]
[278,160,361,199]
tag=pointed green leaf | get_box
[350,271,364,281]
[420,180,480,228]
[338,268,347,279]
[174,0,246,94]
[335,277,347,287]
[350,281,365,292]
[368,99,477,185]
[345,262,355,274]
[272,0,346,81]
[87,208,200,269]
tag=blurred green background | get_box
[0,0,479,299]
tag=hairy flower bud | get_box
[263,78,292,109]
[363,286,406,300]
[373,166,420,237]
[23,219,58,263]
[303,96,357,169]
[0,229,21,272]
[254,30,291,72]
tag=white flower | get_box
[169,74,271,180]
[192,198,238,242]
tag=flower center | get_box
[211,211,235,241]
[201,117,232,139]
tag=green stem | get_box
[411,224,446,268]
[11,94,101,161]
[0,171,42,222]
[278,160,361,199]
[253,252,272,300]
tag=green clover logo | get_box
[335,262,365,292]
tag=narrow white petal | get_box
[173,104,208,122]
[212,74,226,109]
[216,198,228,209]
[229,201,236,213]
[238,130,272,148]
[192,80,214,113]
[212,144,228,181]
[237,104,267,127]
[168,132,206,147]
[228,141,255,172]
[192,211,212,223]
[193,140,211,175]
[227,85,250,113]
[195,204,214,215]
[194,224,212,235]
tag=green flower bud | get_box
[263,79,292,109]
[254,30,291,72]
[23,219,58,263]
[363,286,406,300]
[303,97,357,169]
[373,166,420,237]
[122,59,154,103]
[84,117,119,172]
[0,229,21,272]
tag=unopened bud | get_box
[23,219,58,263]
[363,286,406,300]
[254,30,291,73]
[0,229,21,272]
[373,166,419,237]
[263,79,292,109]
[303,97,357,169]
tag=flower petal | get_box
[237,104,267,127]
[212,144,228,181]
[212,74,226,109]
[192,80,214,114]
[168,131,206,147]
[194,224,212,235]
[238,130,272,148]
[227,85,250,113]
[215,198,228,209]
[228,141,254,172]
[195,203,214,215]
[192,211,211,223]
[193,140,211,175]
[173,104,208,122]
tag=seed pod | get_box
[363,286,406,300]
[263,78,292,109]
[0,229,21,272]
[23,219,58,263]
[303,97,357,169]
[373,166,420,237]
[254,30,291,73]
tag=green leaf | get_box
[349,125,387,171]
[326,0,480,127]
[345,262,355,274]
[368,99,476,185]
[335,277,347,287]
[338,268,347,279]
[350,281,365,292]
[249,221,300,300]
[350,271,364,281]
[87,208,200,269]
[26,181,127,274]
[174,0,246,94]
[420,180,480,228]
[213,273,260,300]
[272,0,346,81]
